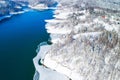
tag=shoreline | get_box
[33,42,69,80]
[34,2,120,80]
[0,9,30,22]
[33,4,70,80]
[0,9,56,80]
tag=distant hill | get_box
[11,0,56,6]
[0,0,28,17]
[0,0,56,17]
[56,0,120,11]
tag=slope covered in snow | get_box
[33,0,120,80]
[55,0,120,11]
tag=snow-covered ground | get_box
[29,4,48,11]
[0,9,30,21]
[33,1,120,80]
[33,43,69,80]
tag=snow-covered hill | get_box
[55,0,120,11]
[33,0,120,80]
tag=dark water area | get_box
[0,9,53,80]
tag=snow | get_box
[73,32,102,39]
[53,12,70,19]
[55,0,120,11]
[51,38,61,44]
[15,5,22,9]
[45,19,66,23]
[44,53,84,80]
[33,1,120,80]
[47,28,71,34]
[45,20,71,34]
[0,9,30,21]
[29,4,48,10]
[33,44,69,80]
[0,1,6,4]
[93,18,119,32]
[10,11,26,15]
[41,4,120,80]
[33,59,69,80]
[0,15,12,21]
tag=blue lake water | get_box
[0,9,53,80]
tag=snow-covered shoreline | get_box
[29,4,48,11]
[33,42,69,80]
[0,15,12,21]
[0,9,30,21]
[33,1,120,80]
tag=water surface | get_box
[0,9,53,80]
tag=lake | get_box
[0,9,54,80]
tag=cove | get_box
[0,9,54,80]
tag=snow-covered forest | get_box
[33,0,120,80]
